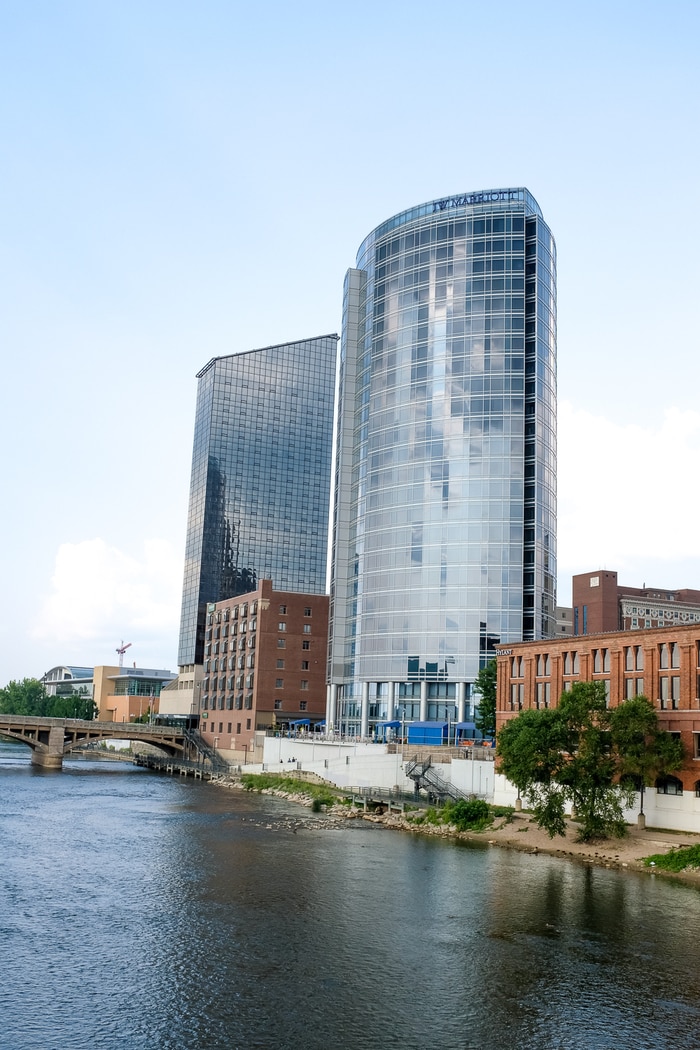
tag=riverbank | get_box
[233,779,700,887]
[385,808,700,886]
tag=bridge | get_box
[0,714,191,769]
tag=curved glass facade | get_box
[178,335,338,667]
[328,189,556,732]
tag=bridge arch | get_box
[0,715,188,769]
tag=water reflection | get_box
[1,742,700,1050]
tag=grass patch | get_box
[240,773,336,807]
[643,844,700,872]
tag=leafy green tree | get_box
[474,658,497,738]
[497,682,635,842]
[555,683,630,841]
[496,706,570,837]
[47,693,98,720]
[609,696,683,822]
[0,679,97,720]
[0,678,49,715]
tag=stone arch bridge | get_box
[0,714,190,769]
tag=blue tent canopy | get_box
[455,722,477,732]
[377,720,401,729]
[289,718,311,726]
[407,721,449,745]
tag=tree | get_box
[609,696,683,823]
[0,679,97,720]
[496,706,570,838]
[0,678,49,716]
[474,659,496,738]
[497,682,635,842]
[555,682,629,841]
[48,693,98,720]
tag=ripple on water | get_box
[2,745,700,1049]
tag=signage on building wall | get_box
[432,190,522,213]
[495,648,513,656]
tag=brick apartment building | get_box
[496,624,700,796]
[572,569,700,635]
[200,580,329,761]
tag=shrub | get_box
[447,798,490,831]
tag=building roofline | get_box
[498,622,700,651]
[196,333,340,379]
[356,188,545,264]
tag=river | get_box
[1,739,699,1050]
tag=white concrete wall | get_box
[261,738,496,798]
[258,739,700,833]
[262,736,414,791]
[450,758,495,799]
[494,772,700,835]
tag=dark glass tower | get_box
[178,334,338,667]
[328,189,556,735]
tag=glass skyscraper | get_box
[328,189,556,735]
[178,334,338,667]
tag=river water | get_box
[2,740,700,1050]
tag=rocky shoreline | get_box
[231,781,700,888]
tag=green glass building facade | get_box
[178,335,338,667]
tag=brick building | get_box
[496,625,700,800]
[572,569,700,635]
[200,580,328,761]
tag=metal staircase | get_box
[405,756,466,802]
[184,729,230,774]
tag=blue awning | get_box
[455,721,477,731]
[377,720,401,728]
[289,718,311,726]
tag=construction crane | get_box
[116,641,132,668]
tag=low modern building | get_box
[93,666,176,723]
[41,666,94,699]
[572,569,700,635]
[200,579,329,762]
[495,624,700,829]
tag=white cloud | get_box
[32,538,181,655]
[557,402,700,593]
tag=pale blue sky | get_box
[1,0,699,682]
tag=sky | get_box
[1,0,699,684]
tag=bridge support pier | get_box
[31,727,66,769]
[31,750,64,769]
